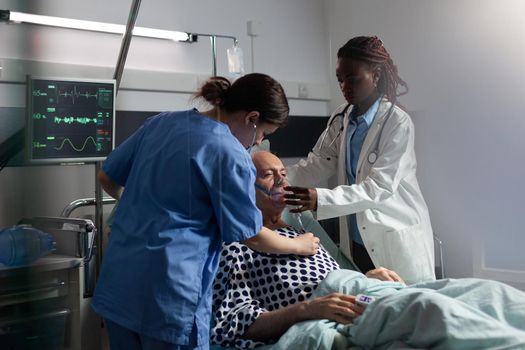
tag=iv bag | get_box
[227,45,245,77]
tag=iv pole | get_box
[94,0,142,278]
[191,33,238,76]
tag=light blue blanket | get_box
[270,270,525,350]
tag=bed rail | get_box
[61,197,117,218]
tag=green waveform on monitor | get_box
[58,87,98,104]
[54,136,101,152]
[54,116,98,125]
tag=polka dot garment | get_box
[211,226,340,349]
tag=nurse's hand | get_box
[283,186,318,212]
[293,232,320,256]
[244,227,318,256]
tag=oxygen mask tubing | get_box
[254,178,306,232]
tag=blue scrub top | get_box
[91,109,263,346]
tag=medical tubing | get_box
[275,190,307,232]
[295,212,306,232]
[254,182,272,196]
[369,102,396,157]
[316,103,351,159]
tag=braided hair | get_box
[337,36,408,104]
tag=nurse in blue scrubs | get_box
[91,73,320,350]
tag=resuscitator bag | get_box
[0,225,56,266]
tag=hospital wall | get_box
[0,1,331,226]
[1,0,524,291]
[325,0,525,289]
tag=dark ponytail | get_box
[195,76,231,108]
[195,73,289,127]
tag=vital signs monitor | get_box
[26,76,116,163]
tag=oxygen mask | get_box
[254,178,306,231]
[255,178,287,208]
[270,178,288,207]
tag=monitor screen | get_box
[26,76,116,163]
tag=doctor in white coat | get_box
[285,36,435,284]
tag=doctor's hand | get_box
[283,186,318,212]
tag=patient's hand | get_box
[366,267,405,283]
[292,232,320,256]
[302,293,364,324]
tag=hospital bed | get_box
[53,198,524,350]
[58,196,446,349]
[210,210,525,350]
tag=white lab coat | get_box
[287,99,435,284]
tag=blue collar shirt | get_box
[345,97,381,245]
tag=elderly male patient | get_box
[211,151,401,349]
[211,151,525,350]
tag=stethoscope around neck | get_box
[316,99,396,164]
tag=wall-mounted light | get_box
[0,9,241,77]
[0,10,196,42]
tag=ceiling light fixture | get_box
[0,10,195,42]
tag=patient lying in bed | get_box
[211,151,403,349]
[212,151,525,350]
[273,270,525,349]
